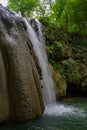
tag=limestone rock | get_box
[0,5,44,121]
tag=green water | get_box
[0,98,87,130]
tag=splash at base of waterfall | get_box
[44,103,85,117]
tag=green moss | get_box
[47,41,72,62]
[50,65,67,98]
[56,76,67,98]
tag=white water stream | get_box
[24,18,56,104]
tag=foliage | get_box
[50,57,87,85]
[8,0,38,16]
[51,0,87,33]
[35,0,53,17]
[7,0,87,33]
[47,41,71,62]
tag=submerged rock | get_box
[0,5,44,121]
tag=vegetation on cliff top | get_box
[7,0,87,98]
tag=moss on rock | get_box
[50,65,67,98]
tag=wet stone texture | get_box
[0,5,44,122]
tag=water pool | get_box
[0,98,87,130]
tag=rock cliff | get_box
[0,5,44,121]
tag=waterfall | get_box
[24,18,56,104]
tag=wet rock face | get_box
[0,5,44,121]
[29,18,45,44]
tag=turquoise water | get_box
[0,98,87,130]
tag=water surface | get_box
[0,98,87,130]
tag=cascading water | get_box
[24,18,56,104]
[23,18,84,119]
